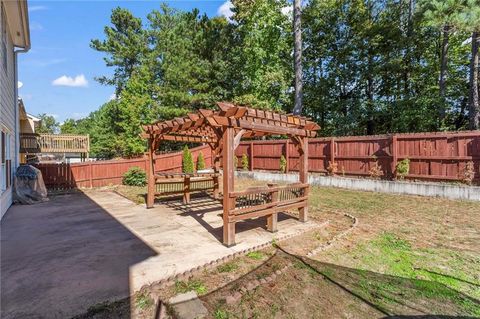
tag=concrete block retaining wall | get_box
[236,171,480,202]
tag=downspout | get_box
[14,0,31,169]
[14,48,28,169]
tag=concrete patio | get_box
[1,191,319,318]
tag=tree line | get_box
[55,0,479,159]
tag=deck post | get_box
[267,183,278,232]
[212,144,221,199]
[222,127,236,247]
[299,137,309,222]
[183,176,191,204]
[146,138,155,209]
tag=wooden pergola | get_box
[142,102,320,246]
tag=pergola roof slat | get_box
[143,101,319,143]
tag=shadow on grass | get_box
[196,247,480,318]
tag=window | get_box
[1,130,12,192]
[1,2,7,72]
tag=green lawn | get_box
[106,179,480,318]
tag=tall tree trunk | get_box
[292,0,303,115]
[469,31,480,130]
[439,24,450,120]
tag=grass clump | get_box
[175,279,207,295]
[135,293,153,310]
[214,308,230,319]
[217,262,238,273]
[246,251,264,260]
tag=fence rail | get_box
[34,131,480,190]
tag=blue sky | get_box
[19,0,233,123]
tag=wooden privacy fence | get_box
[35,131,480,190]
[36,145,212,191]
[235,131,480,182]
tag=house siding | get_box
[0,5,17,219]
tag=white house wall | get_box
[0,5,17,219]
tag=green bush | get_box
[280,155,287,173]
[241,154,249,170]
[122,167,146,186]
[182,145,194,174]
[234,155,238,169]
[196,151,205,171]
[396,158,410,180]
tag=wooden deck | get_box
[20,133,90,154]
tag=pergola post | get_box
[222,127,236,246]
[212,143,221,199]
[298,136,309,222]
[146,137,155,209]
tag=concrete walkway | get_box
[1,191,319,318]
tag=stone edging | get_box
[306,213,358,257]
[225,262,294,305]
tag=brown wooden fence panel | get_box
[36,145,212,190]
[35,132,479,190]
[235,131,480,182]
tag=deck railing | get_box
[229,183,309,222]
[20,133,90,154]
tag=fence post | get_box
[89,161,93,188]
[391,134,398,178]
[330,137,335,165]
[249,141,254,171]
[285,139,290,173]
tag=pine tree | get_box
[182,146,194,174]
[196,152,206,171]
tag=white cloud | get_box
[24,58,67,67]
[18,81,23,89]
[29,5,47,12]
[30,21,44,31]
[218,1,234,21]
[52,74,88,87]
[71,112,87,120]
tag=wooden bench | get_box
[228,183,309,232]
[154,172,220,203]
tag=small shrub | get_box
[182,145,194,174]
[280,155,287,173]
[234,155,238,169]
[327,161,338,176]
[241,154,249,170]
[196,151,205,171]
[217,262,238,273]
[395,158,410,180]
[369,161,383,179]
[461,161,475,185]
[122,167,146,186]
